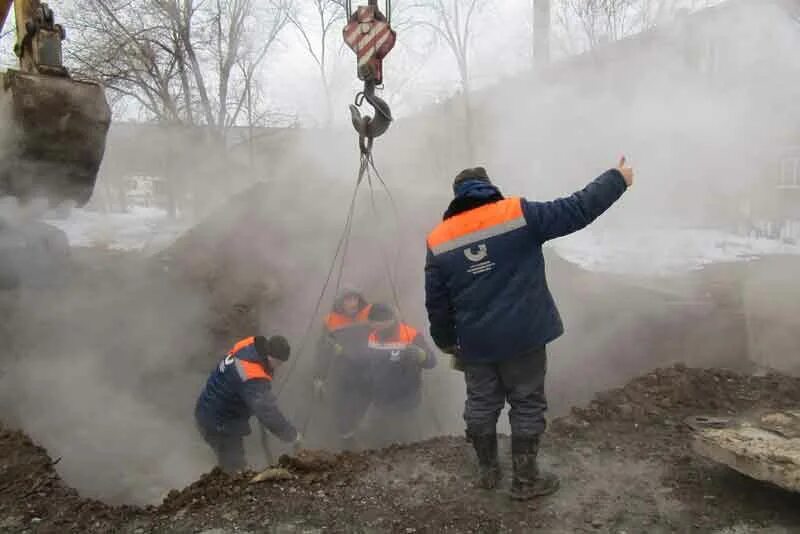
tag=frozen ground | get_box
[45,206,190,254]
[551,228,800,276]
[47,207,800,276]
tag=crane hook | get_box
[349,80,392,154]
[344,0,396,152]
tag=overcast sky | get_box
[0,0,723,126]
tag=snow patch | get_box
[551,228,800,277]
[45,207,188,254]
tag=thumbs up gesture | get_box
[617,155,634,187]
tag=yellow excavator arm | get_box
[0,0,110,207]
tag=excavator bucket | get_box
[0,69,111,207]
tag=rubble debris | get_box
[692,411,800,493]
[250,468,294,484]
[0,365,799,533]
[566,364,800,427]
[278,450,338,473]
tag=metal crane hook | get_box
[349,79,392,154]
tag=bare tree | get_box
[65,0,291,216]
[532,0,552,68]
[552,0,721,54]
[409,0,488,160]
[553,0,641,52]
[67,0,291,132]
[286,0,347,126]
[411,0,484,94]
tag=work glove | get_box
[312,378,326,399]
[292,432,304,452]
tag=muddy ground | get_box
[2,185,799,531]
[1,364,799,533]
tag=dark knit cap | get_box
[453,167,491,192]
[368,302,396,322]
[255,335,291,361]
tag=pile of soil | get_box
[1,365,799,533]
[569,363,800,425]
[0,428,138,532]
[154,184,284,347]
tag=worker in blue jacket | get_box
[333,303,436,448]
[365,303,436,411]
[195,335,301,472]
[424,158,634,500]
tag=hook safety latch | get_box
[349,80,392,153]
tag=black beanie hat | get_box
[368,302,396,322]
[268,335,291,361]
[453,166,491,192]
[254,335,291,361]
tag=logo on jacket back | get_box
[464,243,495,275]
[218,354,236,373]
[369,339,407,361]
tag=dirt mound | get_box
[155,183,283,346]
[0,426,139,533]
[159,450,366,515]
[2,365,799,533]
[568,364,800,426]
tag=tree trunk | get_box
[533,0,551,69]
[459,56,475,162]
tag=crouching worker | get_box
[313,288,373,449]
[312,287,372,400]
[365,303,436,444]
[195,335,302,472]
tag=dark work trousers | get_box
[462,346,547,437]
[334,383,372,438]
[197,424,247,473]
[326,356,373,439]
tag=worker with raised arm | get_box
[195,335,301,472]
[424,158,634,500]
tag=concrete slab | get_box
[692,411,800,493]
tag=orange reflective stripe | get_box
[397,324,418,343]
[236,358,272,381]
[368,323,418,347]
[225,336,272,381]
[325,304,373,332]
[325,313,353,331]
[427,198,526,255]
[356,304,373,322]
[229,336,255,356]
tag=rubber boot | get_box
[469,432,502,490]
[510,435,560,500]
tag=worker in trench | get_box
[194,335,302,472]
[359,303,437,447]
[424,159,634,500]
[312,288,373,449]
